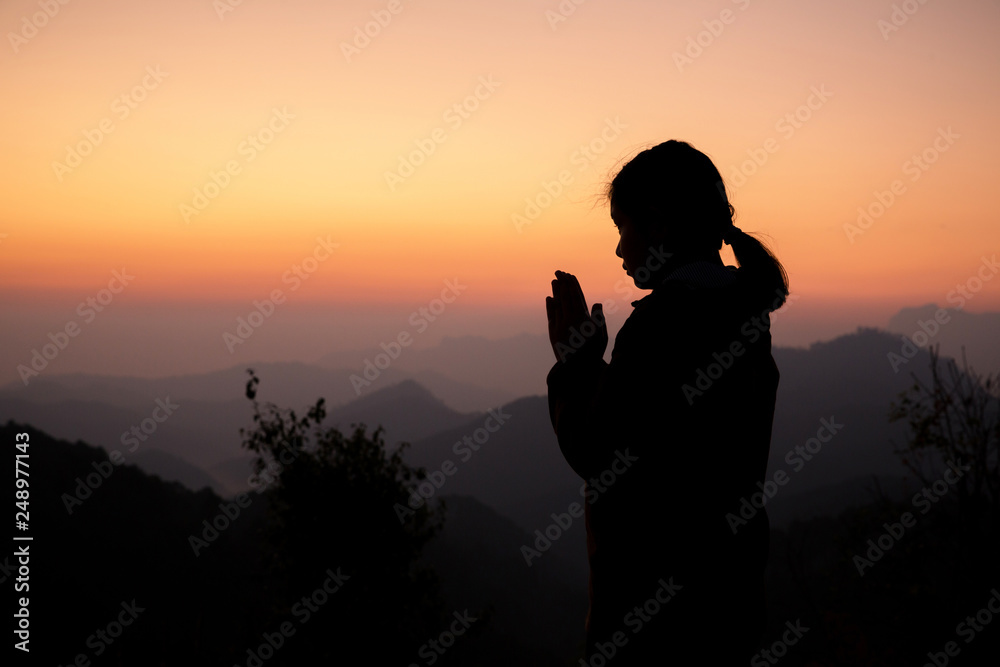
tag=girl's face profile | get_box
[612,204,666,289]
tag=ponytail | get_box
[724,225,789,313]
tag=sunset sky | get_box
[1,0,998,383]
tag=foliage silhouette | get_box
[240,369,448,662]
[766,345,1000,665]
[889,344,999,517]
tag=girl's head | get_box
[608,140,732,253]
[607,140,789,311]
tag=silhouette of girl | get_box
[545,140,788,664]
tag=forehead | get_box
[610,204,631,225]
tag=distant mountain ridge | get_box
[885,303,1000,374]
[0,375,485,497]
[0,361,504,412]
[1,315,995,532]
[317,332,552,400]
[5,303,996,413]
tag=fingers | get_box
[553,270,587,321]
[552,272,568,322]
[591,302,605,326]
[557,271,587,310]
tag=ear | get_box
[643,222,670,252]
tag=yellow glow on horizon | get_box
[1,0,999,315]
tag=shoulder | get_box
[622,269,767,350]
[630,266,743,318]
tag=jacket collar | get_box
[631,262,738,307]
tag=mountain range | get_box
[5,304,997,663]
[4,304,996,535]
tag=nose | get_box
[615,240,622,258]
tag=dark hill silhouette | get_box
[4,420,593,664]
[399,394,593,577]
[0,378,481,496]
[130,447,226,494]
[0,420,270,663]
[389,366,515,412]
[323,378,478,444]
[423,494,588,664]
[317,333,552,400]
[404,328,954,555]
[0,395,247,471]
[767,327,932,492]
[402,395,579,532]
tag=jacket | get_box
[546,262,779,663]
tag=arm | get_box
[546,354,611,480]
[544,270,614,479]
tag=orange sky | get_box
[1,0,999,381]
